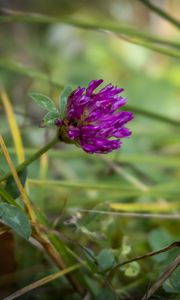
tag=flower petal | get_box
[56,80,133,154]
[86,79,103,96]
[113,127,132,138]
[68,126,80,139]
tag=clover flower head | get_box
[55,79,133,154]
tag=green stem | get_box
[0,8,179,50]
[138,0,180,30]
[0,136,59,183]
[0,59,64,89]
[120,36,180,59]
[126,105,180,127]
[0,184,20,206]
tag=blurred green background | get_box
[0,0,180,299]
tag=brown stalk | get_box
[142,254,180,300]
[108,241,180,279]
[0,135,84,296]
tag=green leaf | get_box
[163,281,179,294]
[43,111,60,127]
[163,266,180,294]
[29,92,59,113]
[5,168,27,199]
[124,261,140,277]
[96,287,115,300]
[80,203,109,232]
[59,85,72,119]
[162,248,180,266]
[0,202,31,239]
[83,247,98,273]
[0,167,6,176]
[78,225,104,241]
[148,229,173,262]
[121,236,132,257]
[0,185,18,206]
[161,248,180,294]
[97,249,115,272]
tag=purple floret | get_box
[56,80,133,154]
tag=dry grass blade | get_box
[0,86,31,196]
[109,202,178,213]
[101,157,148,191]
[3,264,81,300]
[0,135,35,217]
[79,209,180,220]
[101,157,179,217]
[0,135,37,222]
[0,86,25,163]
[0,136,84,295]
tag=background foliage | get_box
[0,0,180,299]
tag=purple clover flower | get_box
[55,79,133,154]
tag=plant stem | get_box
[1,58,180,126]
[0,59,64,89]
[126,105,180,127]
[0,8,179,50]
[119,35,180,59]
[138,0,180,30]
[0,136,59,183]
[0,135,84,296]
[3,264,81,300]
[32,231,84,296]
[142,254,180,300]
